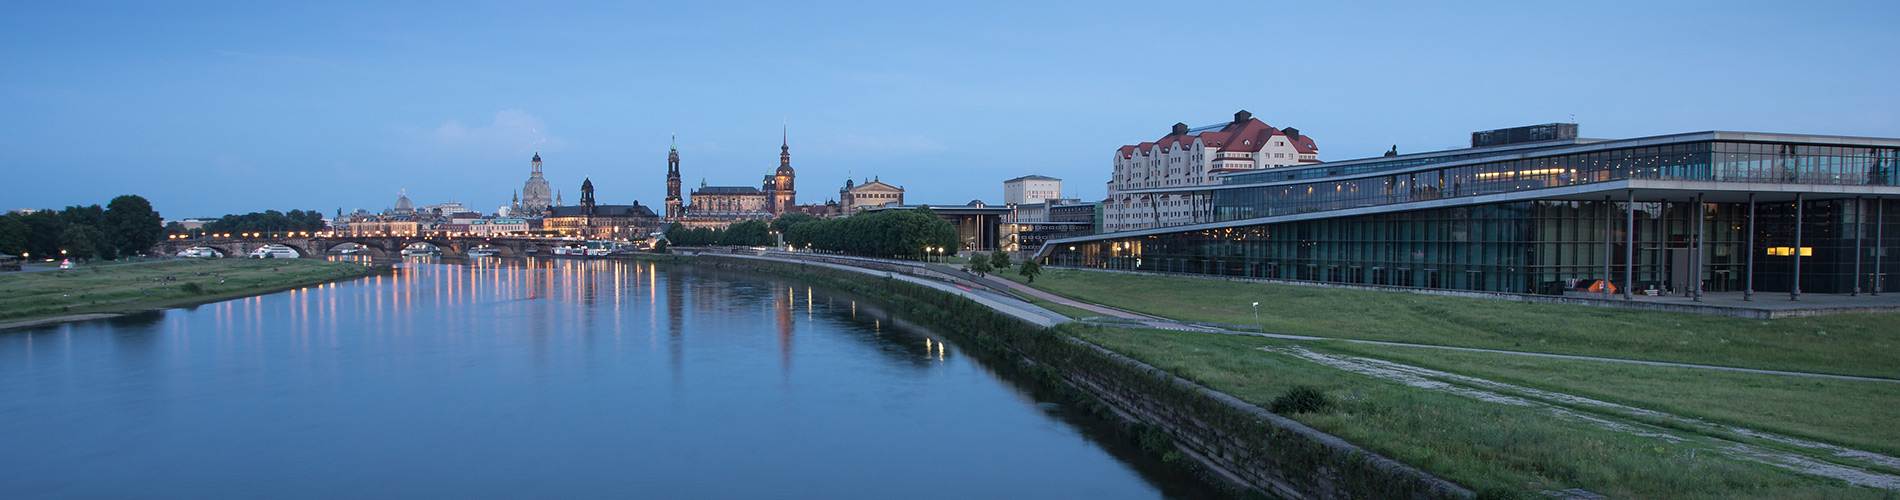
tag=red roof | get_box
[1117,117,1318,157]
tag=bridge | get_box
[151,234,576,260]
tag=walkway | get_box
[706,253,1069,328]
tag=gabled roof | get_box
[1117,114,1319,158]
[1005,174,1061,182]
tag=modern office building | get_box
[1038,124,1900,297]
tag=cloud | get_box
[399,110,566,165]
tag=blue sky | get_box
[4,1,1897,219]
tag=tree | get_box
[990,251,1010,270]
[20,210,64,258]
[965,252,993,277]
[651,239,669,253]
[105,195,163,256]
[0,216,26,255]
[1018,259,1043,283]
[771,212,817,234]
[58,225,102,260]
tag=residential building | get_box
[1104,110,1318,233]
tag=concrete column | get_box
[1624,189,1636,300]
[1693,193,1704,302]
[1853,196,1864,296]
[1792,193,1804,301]
[1745,193,1756,301]
[1603,196,1614,299]
[1877,197,1886,296]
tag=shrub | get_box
[1269,385,1332,414]
[180,282,205,295]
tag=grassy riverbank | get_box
[0,259,377,328]
[1075,324,1893,499]
[998,268,1899,379]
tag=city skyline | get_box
[5,1,1899,218]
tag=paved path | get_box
[975,271,1900,384]
[709,253,1069,328]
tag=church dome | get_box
[394,192,415,212]
[777,164,795,176]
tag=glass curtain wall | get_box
[1211,142,1899,223]
[1050,198,1897,295]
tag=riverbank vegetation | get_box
[0,195,164,261]
[997,267,1899,379]
[0,259,376,328]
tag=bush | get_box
[1269,385,1332,414]
[180,282,205,294]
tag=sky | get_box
[4,0,1898,219]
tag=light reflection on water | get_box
[0,259,1219,499]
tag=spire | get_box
[670,133,677,151]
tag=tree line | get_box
[183,209,327,236]
[0,195,164,261]
[661,208,959,260]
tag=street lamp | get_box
[1251,301,1260,332]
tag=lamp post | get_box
[1252,301,1261,332]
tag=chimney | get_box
[1172,122,1189,135]
[1234,110,1252,123]
[1284,127,1300,141]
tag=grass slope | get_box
[1002,268,1899,379]
[0,259,375,325]
[1075,325,1891,500]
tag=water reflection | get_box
[0,258,1225,500]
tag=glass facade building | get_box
[1040,132,1900,296]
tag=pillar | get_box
[1692,193,1704,302]
[1791,193,1804,301]
[1603,196,1614,299]
[1877,197,1886,296]
[1744,193,1756,301]
[1624,189,1636,300]
[1853,196,1864,296]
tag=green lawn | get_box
[1000,267,1900,379]
[1072,324,1891,500]
[1317,339,1900,459]
[0,258,375,325]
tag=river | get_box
[0,258,1225,499]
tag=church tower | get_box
[579,177,596,225]
[665,135,683,220]
[773,124,796,214]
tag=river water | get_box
[0,258,1221,499]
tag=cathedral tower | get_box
[666,134,683,220]
[773,124,796,214]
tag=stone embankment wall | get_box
[699,254,1472,500]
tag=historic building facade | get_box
[543,177,662,239]
[665,131,804,228]
[840,178,904,211]
[1104,110,1319,233]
